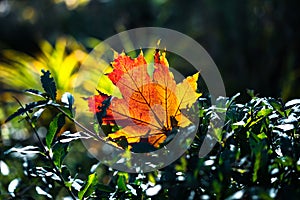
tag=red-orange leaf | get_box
[108,52,147,84]
[88,49,201,149]
[87,94,109,114]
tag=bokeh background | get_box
[0,1,300,198]
[0,0,299,101]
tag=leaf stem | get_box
[52,105,124,150]
[13,97,77,200]
[52,105,104,141]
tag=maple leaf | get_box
[108,52,147,84]
[88,49,201,150]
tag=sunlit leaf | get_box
[61,92,75,112]
[36,186,52,198]
[117,172,129,192]
[256,108,273,118]
[0,160,10,176]
[78,173,98,200]
[52,142,69,169]
[0,37,89,113]
[87,49,201,149]
[46,113,64,148]
[5,146,40,155]
[59,131,91,143]
[24,89,45,98]
[285,99,300,108]
[275,124,294,132]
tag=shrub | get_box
[1,71,299,199]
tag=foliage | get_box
[1,0,300,100]
[1,70,299,199]
[87,50,201,150]
[0,37,87,95]
[0,37,102,146]
[1,1,300,199]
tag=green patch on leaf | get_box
[78,173,98,200]
[117,172,129,192]
[52,142,69,169]
[46,113,65,148]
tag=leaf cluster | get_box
[1,72,300,199]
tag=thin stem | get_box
[13,97,77,200]
[52,105,124,150]
[53,106,103,141]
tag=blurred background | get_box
[0,0,300,100]
[0,1,299,198]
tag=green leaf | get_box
[61,166,71,182]
[249,108,272,127]
[213,127,223,142]
[232,121,246,129]
[269,98,285,116]
[257,132,268,140]
[148,173,156,185]
[46,113,64,149]
[96,75,122,98]
[5,100,48,123]
[41,70,57,100]
[117,172,129,192]
[249,132,268,183]
[78,173,97,200]
[52,142,69,169]
[249,135,261,182]
[256,108,273,118]
[226,93,240,107]
[52,104,74,119]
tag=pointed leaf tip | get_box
[41,70,57,100]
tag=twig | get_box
[53,106,105,142]
[13,97,77,200]
[52,105,125,151]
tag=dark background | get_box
[0,0,299,100]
